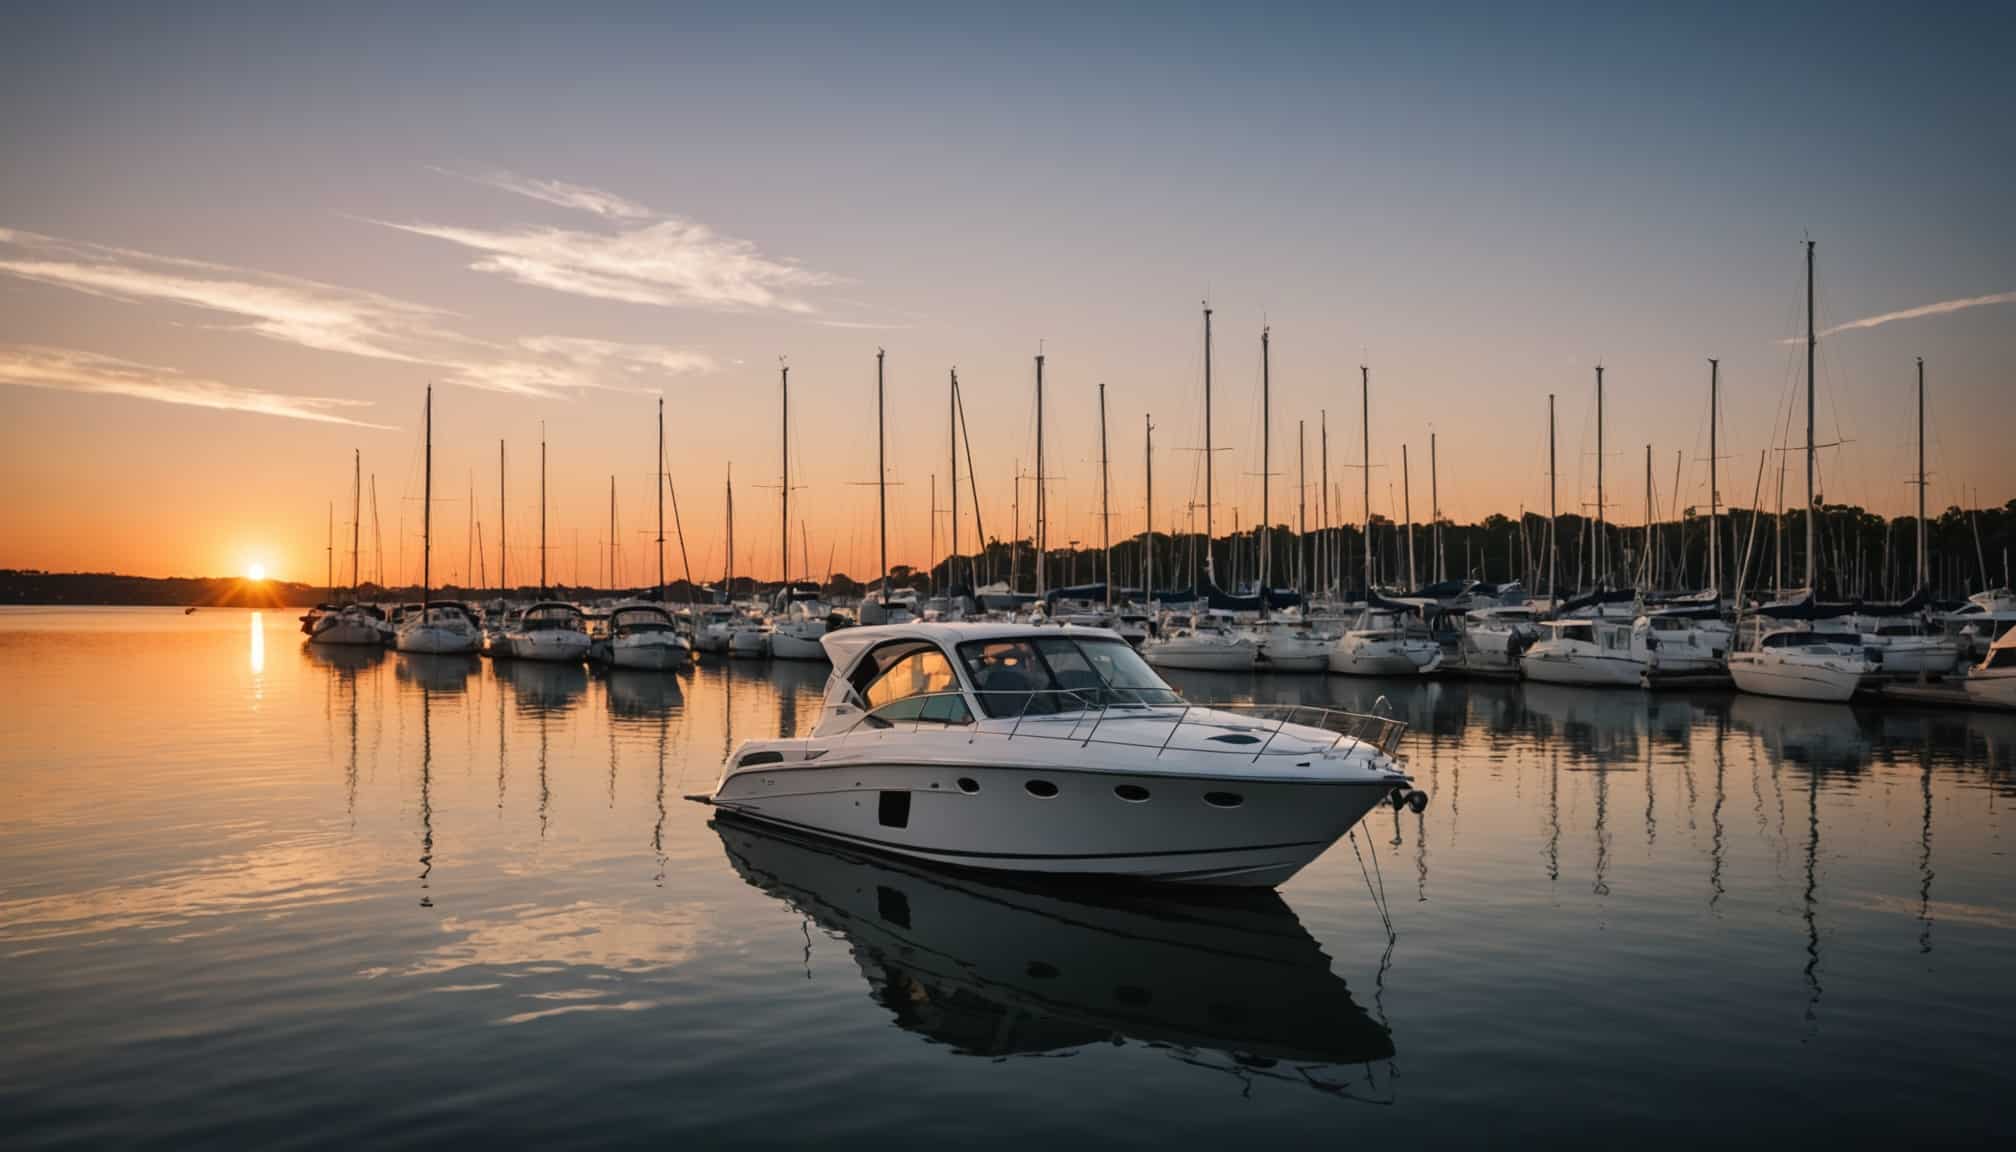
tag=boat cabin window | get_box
[1986,647,2016,670]
[958,635,1180,717]
[1557,623,1595,644]
[854,642,969,726]
[1649,617,1688,632]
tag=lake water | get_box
[2,607,2012,1148]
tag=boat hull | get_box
[728,630,770,658]
[310,620,386,647]
[769,628,830,661]
[1519,651,1643,687]
[1729,656,1863,703]
[1962,672,2016,709]
[1143,644,1258,672]
[1328,639,1439,676]
[509,631,592,662]
[711,762,1394,887]
[609,636,691,670]
[395,626,481,655]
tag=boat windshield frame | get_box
[955,633,1183,719]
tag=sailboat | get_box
[1729,240,1874,702]
[504,425,592,663]
[604,398,694,670]
[767,364,836,661]
[395,387,483,655]
[1142,306,1257,672]
[1331,365,1441,676]
[311,449,393,646]
[1240,326,1329,673]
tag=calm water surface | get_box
[2,607,2012,1148]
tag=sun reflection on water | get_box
[249,610,265,676]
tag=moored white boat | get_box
[1141,613,1259,672]
[310,603,391,647]
[1632,609,1731,677]
[602,602,692,670]
[395,601,482,655]
[1328,607,1442,676]
[507,601,593,663]
[1728,626,1872,703]
[704,622,1419,887]
[1246,618,1331,673]
[1518,618,1642,686]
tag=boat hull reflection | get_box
[716,816,1393,1068]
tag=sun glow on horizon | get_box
[247,562,267,582]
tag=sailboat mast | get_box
[1805,239,1817,596]
[1035,353,1046,598]
[326,503,333,600]
[608,475,616,591]
[1099,381,1110,609]
[1260,325,1270,613]
[1319,410,1329,597]
[498,440,506,596]
[1595,365,1605,588]
[422,385,433,603]
[656,398,665,599]
[1708,358,1720,594]
[950,368,960,596]
[1403,443,1415,589]
[1297,421,1306,594]
[352,447,360,593]
[1431,431,1442,582]
[1916,356,1927,589]
[1203,304,1214,579]
[877,350,889,604]
[1541,395,1556,600]
[725,466,735,594]
[539,422,547,592]
[1644,444,1654,589]
[1144,415,1154,604]
[1360,365,1371,596]
[781,363,790,587]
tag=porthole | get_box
[1203,791,1244,808]
[1114,784,1150,803]
[1024,779,1059,799]
[956,777,979,794]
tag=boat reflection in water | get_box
[394,651,477,694]
[715,816,1394,1088]
[502,657,590,713]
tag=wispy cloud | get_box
[0,228,444,364]
[0,345,394,427]
[432,167,654,221]
[1781,290,2016,342]
[0,227,719,400]
[388,171,834,312]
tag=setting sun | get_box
[246,562,266,582]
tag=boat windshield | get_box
[957,634,1181,718]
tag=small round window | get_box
[1024,779,1059,799]
[956,777,979,794]
[1114,784,1150,802]
[1203,791,1244,808]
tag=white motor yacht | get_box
[1455,604,1542,674]
[1328,607,1442,676]
[1728,626,1873,703]
[1962,627,2016,709]
[1850,614,1960,678]
[1632,610,1732,677]
[1141,612,1259,672]
[1245,618,1331,673]
[1518,618,1642,687]
[394,601,483,655]
[1940,589,2016,661]
[702,622,1419,887]
[601,602,692,670]
[726,609,772,658]
[506,601,593,663]
[769,585,837,661]
[309,603,392,647]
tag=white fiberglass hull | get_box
[610,634,692,670]
[1866,638,1960,677]
[1729,654,1864,703]
[1328,637,1440,677]
[1255,633,1331,673]
[395,625,481,655]
[509,630,592,662]
[1142,641,1258,672]
[769,627,830,661]
[712,762,1395,887]
[1520,650,1643,687]
[728,630,770,658]
[310,620,387,647]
